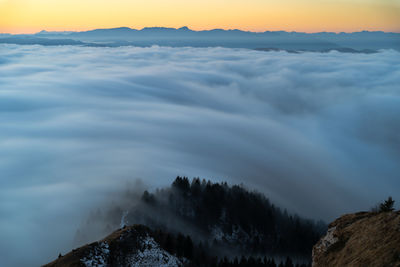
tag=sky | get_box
[1,0,400,34]
[0,44,399,266]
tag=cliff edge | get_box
[312,211,400,267]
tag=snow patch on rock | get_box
[80,235,181,267]
[120,210,129,228]
[81,241,110,267]
[127,235,182,267]
[312,226,338,260]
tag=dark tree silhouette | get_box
[123,177,324,264]
[380,196,395,212]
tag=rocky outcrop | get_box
[43,225,183,267]
[312,211,400,267]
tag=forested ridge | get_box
[64,177,328,266]
[122,177,326,261]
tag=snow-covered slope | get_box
[44,225,183,267]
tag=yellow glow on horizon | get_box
[1,0,399,34]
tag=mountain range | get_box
[1,27,399,52]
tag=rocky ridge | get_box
[44,225,183,267]
[312,211,400,267]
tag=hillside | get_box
[45,180,400,266]
[44,225,182,267]
[45,224,310,267]
[312,211,400,266]
[74,177,325,261]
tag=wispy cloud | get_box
[0,44,399,266]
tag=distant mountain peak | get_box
[142,26,176,31]
[36,30,75,35]
[178,26,190,31]
[94,27,134,31]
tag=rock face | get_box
[44,225,182,267]
[312,211,400,267]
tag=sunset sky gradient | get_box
[1,0,399,34]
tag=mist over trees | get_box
[77,177,326,263]
[151,226,311,267]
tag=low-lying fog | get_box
[0,44,399,266]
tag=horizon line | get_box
[2,26,400,35]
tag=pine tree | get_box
[380,196,395,212]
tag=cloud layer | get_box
[0,44,399,266]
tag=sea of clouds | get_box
[0,44,399,266]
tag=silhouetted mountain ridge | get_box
[1,26,399,51]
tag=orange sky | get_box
[1,0,399,34]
